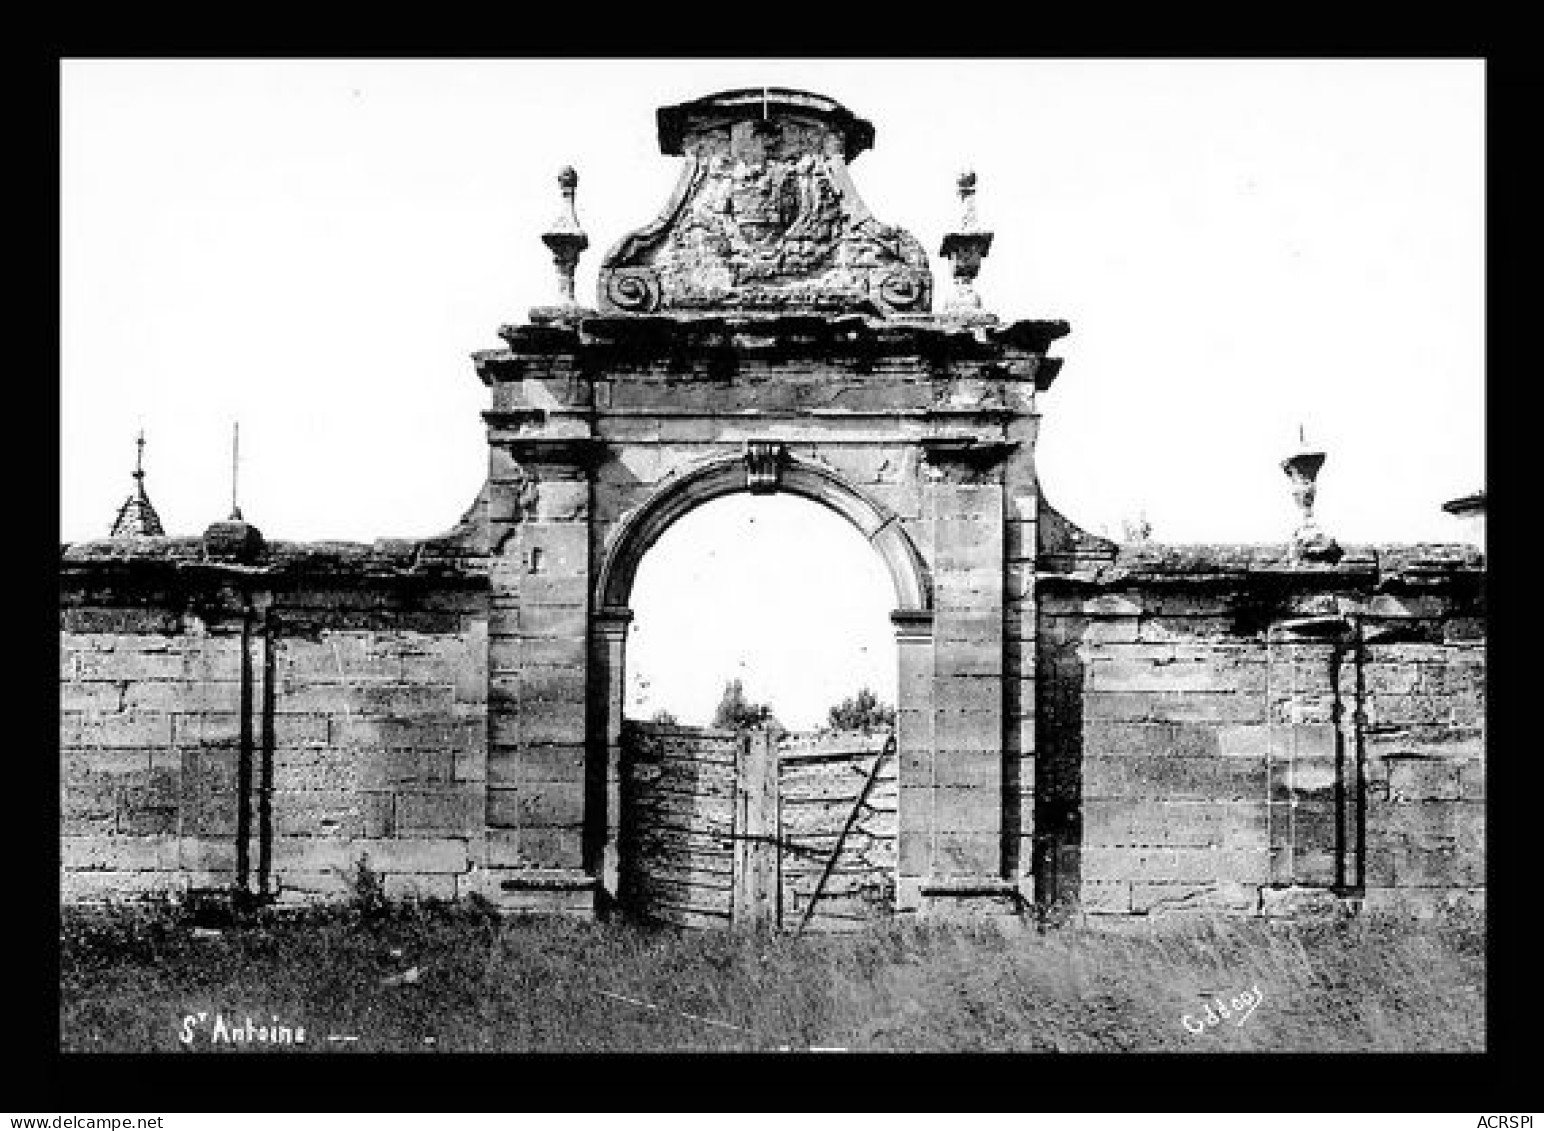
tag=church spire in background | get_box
[108,431,165,538]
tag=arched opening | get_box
[626,493,896,729]
[595,453,930,616]
[589,452,934,929]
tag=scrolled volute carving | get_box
[872,268,930,315]
[604,267,662,314]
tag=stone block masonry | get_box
[473,306,1066,921]
[59,539,489,904]
[1035,531,1485,918]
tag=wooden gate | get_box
[776,730,898,932]
[618,721,897,931]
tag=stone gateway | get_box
[58,89,1484,925]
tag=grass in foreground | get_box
[59,898,1484,1053]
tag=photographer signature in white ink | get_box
[1182,984,1263,1034]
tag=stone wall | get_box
[1035,537,1485,917]
[59,536,489,904]
[57,507,1485,922]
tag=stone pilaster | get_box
[590,606,632,900]
[483,426,603,911]
[914,438,1014,912]
[892,608,936,912]
[1002,381,1042,901]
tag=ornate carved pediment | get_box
[598,89,933,319]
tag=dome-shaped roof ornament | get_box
[203,421,264,562]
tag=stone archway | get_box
[587,448,933,909]
[594,448,931,613]
[471,87,1069,921]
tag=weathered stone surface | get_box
[597,91,931,319]
[930,752,1004,790]
[1388,760,1461,802]
[59,552,488,899]
[61,711,175,748]
[1040,543,1482,920]
[382,873,459,901]
[272,836,470,876]
[394,789,480,835]
[1082,846,1268,885]
[1077,880,1132,914]
[61,869,188,900]
[1084,799,1268,849]
[1130,881,1259,915]
[62,835,180,871]
[1260,885,1347,919]
[483,740,571,782]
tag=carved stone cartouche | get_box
[597,88,933,319]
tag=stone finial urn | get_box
[536,165,590,319]
[1281,431,1341,562]
[939,170,996,324]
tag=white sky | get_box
[60,59,1484,729]
[626,495,896,728]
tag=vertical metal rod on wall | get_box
[1350,617,1368,893]
[1325,618,1365,895]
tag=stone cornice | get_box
[656,88,876,162]
[1035,541,1484,595]
[920,436,1019,466]
[60,538,489,583]
[491,434,606,468]
[481,408,551,432]
[520,406,1027,424]
[481,314,1069,370]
